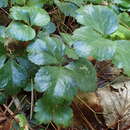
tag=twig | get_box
[4,99,14,114]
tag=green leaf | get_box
[76,5,119,35]
[60,33,74,47]
[35,66,77,101]
[111,25,130,40]
[66,59,97,92]
[0,0,8,7]
[0,93,6,104]
[27,37,66,65]
[0,26,6,39]
[15,114,29,130]
[113,0,130,9]
[112,40,130,76]
[72,26,102,42]
[7,22,35,41]
[119,12,130,27]
[35,59,96,96]
[0,43,6,69]
[0,55,6,69]
[64,0,86,6]
[27,0,44,7]
[73,39,116,60]
[10,6,50,26]
[42,22,56,34]
[65,48,79,60]
[35,96,73,127]
[54,0,78,17]
[0,60,27,95]
[11,0,26,5]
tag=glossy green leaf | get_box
[35,95,73,127]
[35,59,96,98]
[0,0,8,7]
[35,66,77,101]
[27,37,66,65]
[73,39,116,60]
[72,26,102,42]
[7,22,35,41]
[0,60,27,95]
[10,6,50,26]
[76,5,119,35]
[66,59,97,92]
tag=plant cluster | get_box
[0,0,130,128]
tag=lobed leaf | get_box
[0,60,27,95]
[76,5,119,35]
[35,95,73,127]
[10,6,50,26]
[7,22,36,41]
[27,37,66,65]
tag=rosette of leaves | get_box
[6,6,50,41]
[27,35,97,127]
[71,5,130,76]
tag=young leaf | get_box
[15,114,29,130]
[76,5,119,35]
[7,22,35,41]
[10,6,50,26]
[27,37,66,65]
